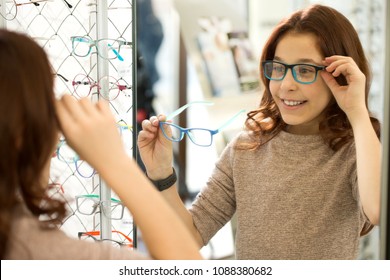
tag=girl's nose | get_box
[280,68,298,90]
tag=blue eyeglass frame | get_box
[159,101,245,147]
[71,36,132,61]
[262,60,325,84]
[56,139,97,178]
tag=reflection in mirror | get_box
[151,0,388,259]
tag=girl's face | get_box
[269,32,333,135]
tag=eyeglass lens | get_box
[76,196,124,219]
[75,160,95,178]
[72,37,122,60]
[1,1,17,21]
[57,141,78,163]
[72,74,126,100]
[79,233,127,248]
[162,123,213,147]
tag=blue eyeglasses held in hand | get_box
[159,101,245,147]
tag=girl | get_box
[0,29,201,260]
[138,4,381,259]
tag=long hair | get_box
[241,4,380,150]
[0,29,67,258]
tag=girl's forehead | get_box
[275,33,323,63]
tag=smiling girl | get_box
[138,4,381,259]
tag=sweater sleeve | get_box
[348,142,373,236]
[189,135,238,246]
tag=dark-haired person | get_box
[0,29,202,260]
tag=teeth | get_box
[283,99,304,106]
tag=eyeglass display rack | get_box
[0,0,137,249]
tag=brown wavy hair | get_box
[0,30,67,258]
[241,4,380,150]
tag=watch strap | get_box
[148,167,177,191]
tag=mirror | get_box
[149,0,388,259]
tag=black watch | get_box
[148,168,177,191]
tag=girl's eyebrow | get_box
[274,56,322,65]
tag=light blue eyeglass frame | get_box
[159,101,245,147]
[71,36,132,61]
[56,139,96,178]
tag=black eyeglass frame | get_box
[262,60,325,85]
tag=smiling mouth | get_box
[282,99,306,106]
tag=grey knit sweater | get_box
[190,130,372,259]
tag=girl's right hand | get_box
[137,115,174,180]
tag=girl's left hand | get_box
[56,95,127,173]
[320,55,367,118]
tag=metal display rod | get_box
[96,0,112,241]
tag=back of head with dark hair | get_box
[243,4,380,150]
[0,29,66,259]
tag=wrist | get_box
[146,166,175,181]
[347,109,370,128]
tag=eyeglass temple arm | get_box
[80,230,133,244]
[166,100,214,120]
[76,194,122,203]
[112,230,133,243]
[108,43,124,61]
[216,109,246,132]
[117,123,132,130]
[62,0,72,8]
[55,73,69,82]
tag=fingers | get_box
[141,114,167,132]
[323,56,363,80]
[320,70,340,93]
[138,114,172,148]
[56,95,116,139]
[96,99,112,116]
[321,55,367,115]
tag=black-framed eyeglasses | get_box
[262,60,325,84]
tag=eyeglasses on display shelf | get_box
[78,230,133,248]
[262,60,325,84]
[160,101,245,147]
[71,36,132,61]
[116,120,132,134]
[0,0,52,20]
[75,194,125,220]
[72,74,131,101]
[56,139,96,178]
